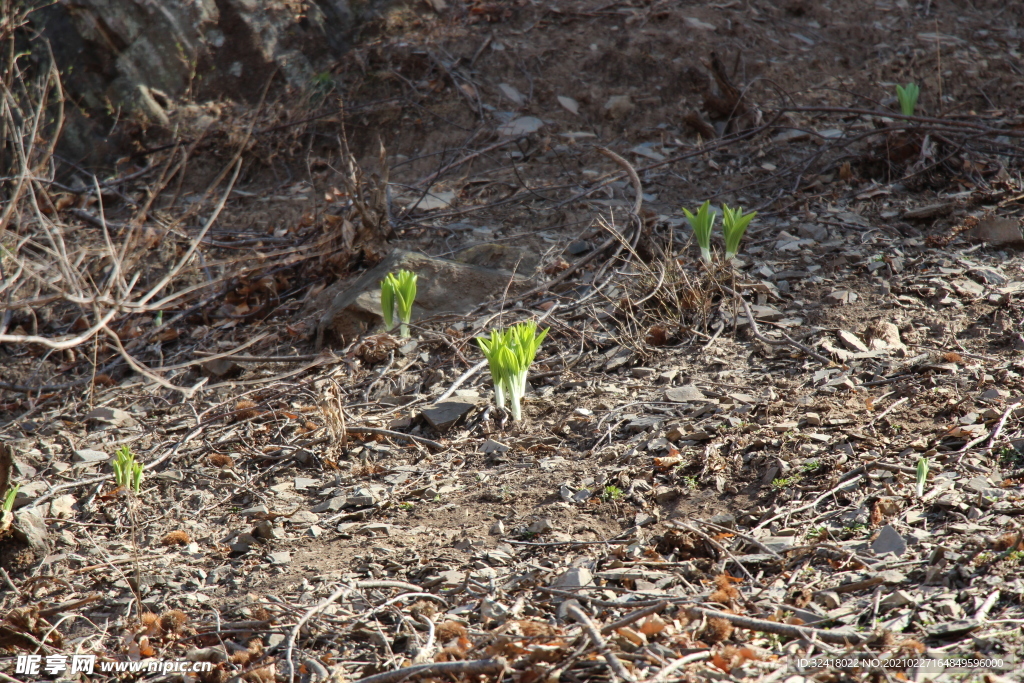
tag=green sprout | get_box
[380,269,418,338]
[771,474,802,490]
[477,321,549,421]
[895,82,920,117]
[721,204,757,261]
[915,457,929,497]
[802,460,821,473]
[682,200,716,264]
[601,485,623,502]
[113,445,143,493]
[2,484,20,513]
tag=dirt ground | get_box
[3,0,1024,681]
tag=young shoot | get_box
[721,204,757,261]
[2,484,19,513]
[380,269,418,338]
[477,321,549,421]
[895,82,920,117]
[915,456,929,498]
[682,200,716,264]
[113,445,143,493]
[477,328,512,410]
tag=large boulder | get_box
[30,0,376,163]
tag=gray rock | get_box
[625,415,663,433]
[665,385,704,403]
[267,551,291,565]
[927,619,980,639]
[421,397,481,431]
[527,518,553,534]
[288,510,319,525]
[239,505,269,518]
[38,0,370,165]
[72,449,109,464]
[311,496,345,513]
[82,407,136,427]
[293,477,318,490]
[481,439,510,454]
[13,509,50,554]
[837,330,869,353]
[49,495,77,519]
[871,525,907,557]
[315,249,533,345]
[551,567,594,590]
[971,216,1024,248]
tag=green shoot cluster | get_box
[896,82,920,117]
[682,200,716,264]
[477,321,548,421]
[380,269,418,338]
[722,205,757,261]
[113,445,143,493]
[681,201,757,262]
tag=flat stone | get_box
[82,407,136,427]
[239,505,269,518]
[72,449,109,464]
[870,525,907,557]
[421,397,481,431]
[497,116,544,136]
[631,367,656,379]
[625,416,663,433]
[294,477,318,490]
[656,370,678,385]
[825,290,857,305]
[314,249,533,346]
[311,497,345,513]
[288,510,319,525]
[551,567,594,590]
[528,518,553,534]
[665,385,704,403]
[928,619,980,639]
[481,439,510,454]
[267,551,291,565]
[837,330,869,353]
[361,523,391,536]
[49,494,76,519]
[971,216,1024,248]
[13,509,49,553]
[880,590,915,607]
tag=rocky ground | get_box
[2,0,1024,682]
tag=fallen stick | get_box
[600,601,668,636]
[685,605,870,645]
[352,658,507,683]
[566,603,636,683]
[346,426,444,451]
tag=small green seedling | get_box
[113,445,143,493]
[601,485,624,502]
[380,269,418,338]
[2,484,19,512]
[895,82,920,117]
[477,321,549,421]
[682,200,717,264]
[721,204,757,261]
[915,457,929,497]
